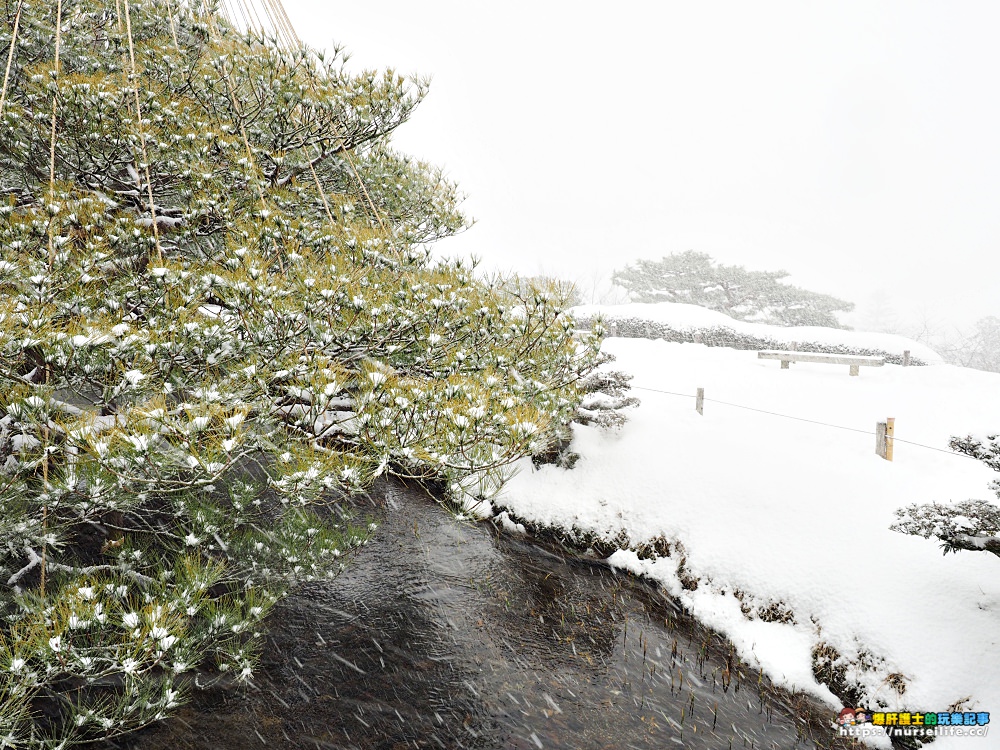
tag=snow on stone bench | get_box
[757,350,885,376]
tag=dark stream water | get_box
[117,484,848,750]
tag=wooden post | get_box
[849,364,859,376]
[609,320,618,337]
[902,350,911,367]
[885,417,895,461]
[693,332,703,345]
[876,421,887,459]
[644,321,651,338]
[789,341,798,351]
[780,360,790,369]
[696,388,704,415]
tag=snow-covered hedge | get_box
[572,303,940,366]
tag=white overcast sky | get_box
[281,1,999,331]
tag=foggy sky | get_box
[284,1,999,333]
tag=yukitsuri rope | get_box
[47,0,64,268]
[0,0,24,117]
[123,0,163,262]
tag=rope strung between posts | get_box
[0,0,24,118]
[630,383,981,460]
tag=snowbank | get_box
[499,336,999,748]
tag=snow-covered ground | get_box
[497,310,1000,748]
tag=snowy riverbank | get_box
[497,325,1000,748]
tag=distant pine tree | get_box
[612,251,854,328]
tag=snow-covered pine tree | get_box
[612,250,855,328]
[0,1,601,743]
[892,434,1000,558]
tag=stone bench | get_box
[757,350,885,376]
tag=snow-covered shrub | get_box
[529,350,639,469]
[0,1,601,743]
[892,435,1000,558]
[574,357,640,430]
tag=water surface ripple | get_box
[120,484,843,749]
